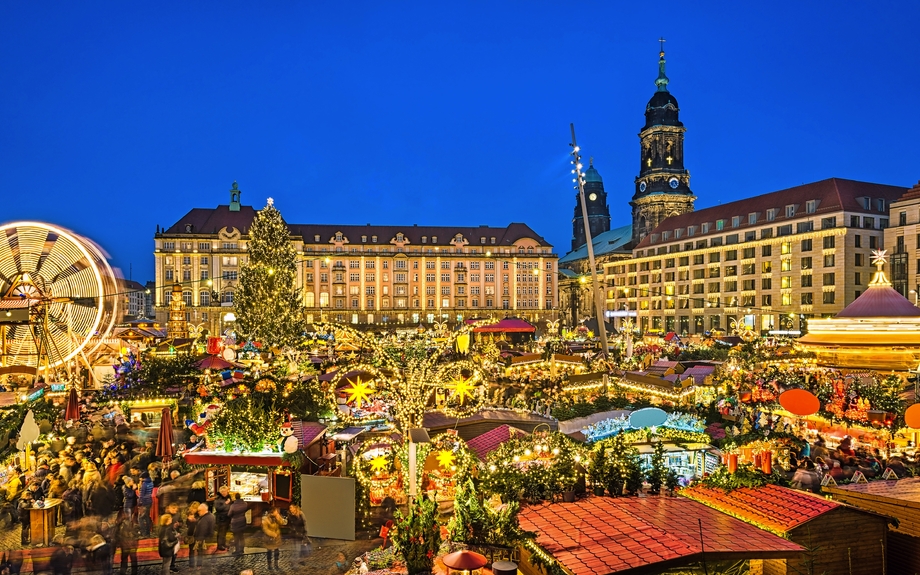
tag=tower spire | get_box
[656,38,669,92]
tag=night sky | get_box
[2,2,919,282]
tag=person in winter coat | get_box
[137,472,155,538]
[114,511,140,575]
[18,490,33,545]
[186,480,207,508]
[49,537,75,575]
[261,508,284,571]
[158,514,179,575]
[227,494,249,557]
[212,485,232,552]
[122,476,138,521]
[286,504,311,563]
[86,533,114,575]
[190,503,216,568]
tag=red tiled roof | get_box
[518,497,802,575]
[834,284,920,318]
[466,424,527,460]
[680,484,840,534]
[162,205,553,248]
[636,178,906,249]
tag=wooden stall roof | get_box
[826,478,920,537]
[518,497,803,575]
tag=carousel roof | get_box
[835,283,920,318]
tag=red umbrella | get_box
[195,356,234,371]
[442,550,489,571]
[155,407,176,460]
[64,386,80,422]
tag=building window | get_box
[801,292,813,304]
[801,275,813,287]
[823,273,835,286]
[199,291,210,306]
[806,200,817,214]
[785,205,796,218]
[823,236,835,249]
[222,291,234,304]
[824,254,835,267]
[165,270,174,281]
[823,291,835,304]
[748,213,757,224]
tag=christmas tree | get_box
[235,198,303,349]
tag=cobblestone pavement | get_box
[0,522,382,575]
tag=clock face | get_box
[669,178,680,189]
[639,181,647,192]
[588,193,597,201]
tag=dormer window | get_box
[674,228,682,239]
[490,237,496,244]
[876,199,886,212]
[372,235,378,243]
[396,233,404,242]
[766,209,777,222]
[863,197,871,210]
[480,237,486,244]
[748,213,758,224]
[650,233,659,243]
[361,235,367,243]
[806,200,817,214]
[432,236,437,243]
[335,232,343,242]
[314,235,320,242]
[422,236,427,243]
[687,226,695,237]
[716,219,725,231]
[732,216,741,228]
[785,205,796,218]
[701,223,710,234]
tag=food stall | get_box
[183,450,295,526]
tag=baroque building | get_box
[153,183,559,334]
[571,160,611,251]
[630,46,695,245]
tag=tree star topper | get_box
[266,197,274,206]
[345,377,374,408]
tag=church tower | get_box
[630,44,695,244]
[571,159,611,250]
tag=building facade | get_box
[571,161,611,251]
[153,184,559,335]
[606,178,906,335]
[884,179,920,299]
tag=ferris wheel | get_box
[0,221,120,377]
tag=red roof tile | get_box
[636,178,906,250]
[518,496,802,575]
[466,424,527,460]
[291,420,327,448]
[680,484,840,534]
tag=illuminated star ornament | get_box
[345,377,374,408]
[436,450,455,469]
[369,455,389,473]
[447,377,477,405]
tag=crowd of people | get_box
[0,407,316,574]
[787,434,917,492]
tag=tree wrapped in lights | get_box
[317,321,490,431]
[235,198,303,349]
[208,395,278,452]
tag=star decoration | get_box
[369,455,389,473]
[345,377,374,408]
[435,450,455,469]
[871,249,888,267]
[447,377,477,405]
[266,197,274,206]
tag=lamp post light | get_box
[570,125,609,355]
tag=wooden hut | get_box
[681,484,891,575]
[825,478,920,574]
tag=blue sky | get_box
[2,2,918,281]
